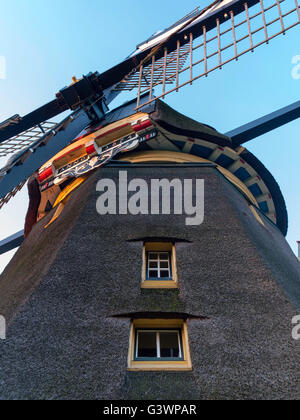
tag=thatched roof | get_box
[0,100,298,400]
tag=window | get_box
[147,252,171,280]
[142,242,178,289]
[127,319,192,371]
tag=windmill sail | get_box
[0,111,91,207]
[0,72,107,205]
[113,0,300,109]
[0,0,299,210]
[0,181,26,211]
[0,120,58,158]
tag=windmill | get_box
[0,0,299,249]
[0,0,299,400]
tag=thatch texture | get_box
[0,165,299,400]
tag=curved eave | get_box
[151,100,231,147]
[238,149,288,236]
[144,101,288,235]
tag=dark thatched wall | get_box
[0,165,299,400]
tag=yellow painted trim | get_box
[249,204,267,228]
[37,184,61,222]
[127,364,192,372]
[42,176,88,228]
[134,319,183,328]
[141,281,178,289]
[217,166,258,206]
[171,244,178,286]
[145,242,172,252]
[127,319,192,371]
[141,245,146,284]
[182,322,192,369]
[53,175,88,208]
[44,199,67,229]
[118,150,259,207]
[127,322,135,370]
[119,150,208,164]
[142,242,178,289]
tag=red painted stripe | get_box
[39,167,53,182]
[132,120,152,132]
[86,143,96,155]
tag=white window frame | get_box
[147,251,171,280]
[135,329,183,360]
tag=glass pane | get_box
[148,270,158,278]
[149,261,158,268]
[160,331,180,358]
[137,332,157,358]
[159,253,169,260]
[160,270,170,278]
[148,253,158,260]
[160,261,169,269]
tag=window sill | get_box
[141,280,178,289]
[127,361,192,371]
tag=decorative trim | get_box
[119,150,259,208]
[249,204,267,229]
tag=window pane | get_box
[149,253,158,260]
[160,261,169,269]
[160,270,170,278]
[160,332,180,358]
[148,270,158,278]
[149,261,158,268]
[137,332,157,358]
[159,253,169,260]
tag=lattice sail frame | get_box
[0,181,26,211]
[0,120,58,208]
[0,121,58,158]
[116,0,300,109]
[0,98,104,210]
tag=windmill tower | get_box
[0,0,299,400]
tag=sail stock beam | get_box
[227,100,300,145]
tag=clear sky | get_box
[0,0,299,272]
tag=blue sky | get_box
[0,0,299,271]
